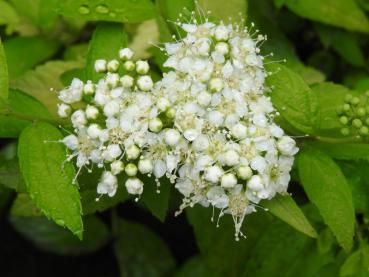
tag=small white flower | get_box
[204,165,224,183]
[164,129,181,146]
[209,78,224,92]
[137,75,153,91]
[85,105,99,120]
[136,60,150,74]
[214,25,229,41]
[138,159,153,174]
[111,160,124,175]
[207,186,229,209]
[103,144,122,161]
[120,75,134,88]
[87,124,102,139]
[62,135,79,150]
[126,145,140,160]
[247,175,263,191]
[119,48,134,60]
[57,103,71,118]
[107,59,120,72]
[95,59,107,73]
[237,166,252,180]
[71,110,87,128]
[125,178,144,195]
[277,136,299,156]
[149,118,163,133]
[221,173,237,189]
[97,171,118,197]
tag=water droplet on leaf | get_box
[95,4,109,14]
[55,219,65,226]
[109,12,116,18]
[78,5,90,15]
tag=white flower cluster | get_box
[57,17,298,240]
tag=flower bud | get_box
[138,159,153,174]
[224,150,240,166]
[94,59,107,73]
[126,144,140,160]
[221,173,237,188]
[137,76,153,91]
[231,123,247,139]
[57,103,71,118]
[149,118,163,132]
[247,175,263,191]
[87,124,102,139]
[215,42,230,55]
[125,178,144,195]
[119,48,134,60]
[120,75,134,88]
[85,105,99,119]
[111,160,124,175]
[125,163,138,176]
[157,97,170,111]
[339,116,348,125]
[136,60,150,74]
[165,129,181,146]
[107,59,120,72]
[360,126,369,136]
[352,118,362,128]
[204,165,224,183]
[124,61,135,71]
[214,25,229,41]
[83,81,95,95]
[197,91,212,106]
[237,166,252,180]
[209,78,224,92]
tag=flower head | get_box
[57,15,298,240]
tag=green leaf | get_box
[175,256,214,277]
[113,218,176,277]
[315,24,365,67]
[79,168,130,215]
[86,23,127,82]
[339,161,369,215]
[10,193,42,216]
[340,250,362,276]
[298,148,355,250]
[285,0,369,33]
[4,36,59,79]
[18,122,83,238]
[186,206,271,276]
[141,176,171,221]
[198,0,247,22]
[248,0,325,86]
[266,63,319,134]
[307,141,369,162]
[0,37,8,100]
[241,218,310,276]
[58,0,156,24]
[10,60,83,116]
[0,1,20,32]
[10,0,59,31]
[157,0,195,23]
[311,82,360,137]
[262,194,317,238]
[317,228,334,254]
[0,184,13,214]
[10,194,109,255]
[0,159,26,192]
[0,89,52,137]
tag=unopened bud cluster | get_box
[57,15,298,239]
[337,92,369,138]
